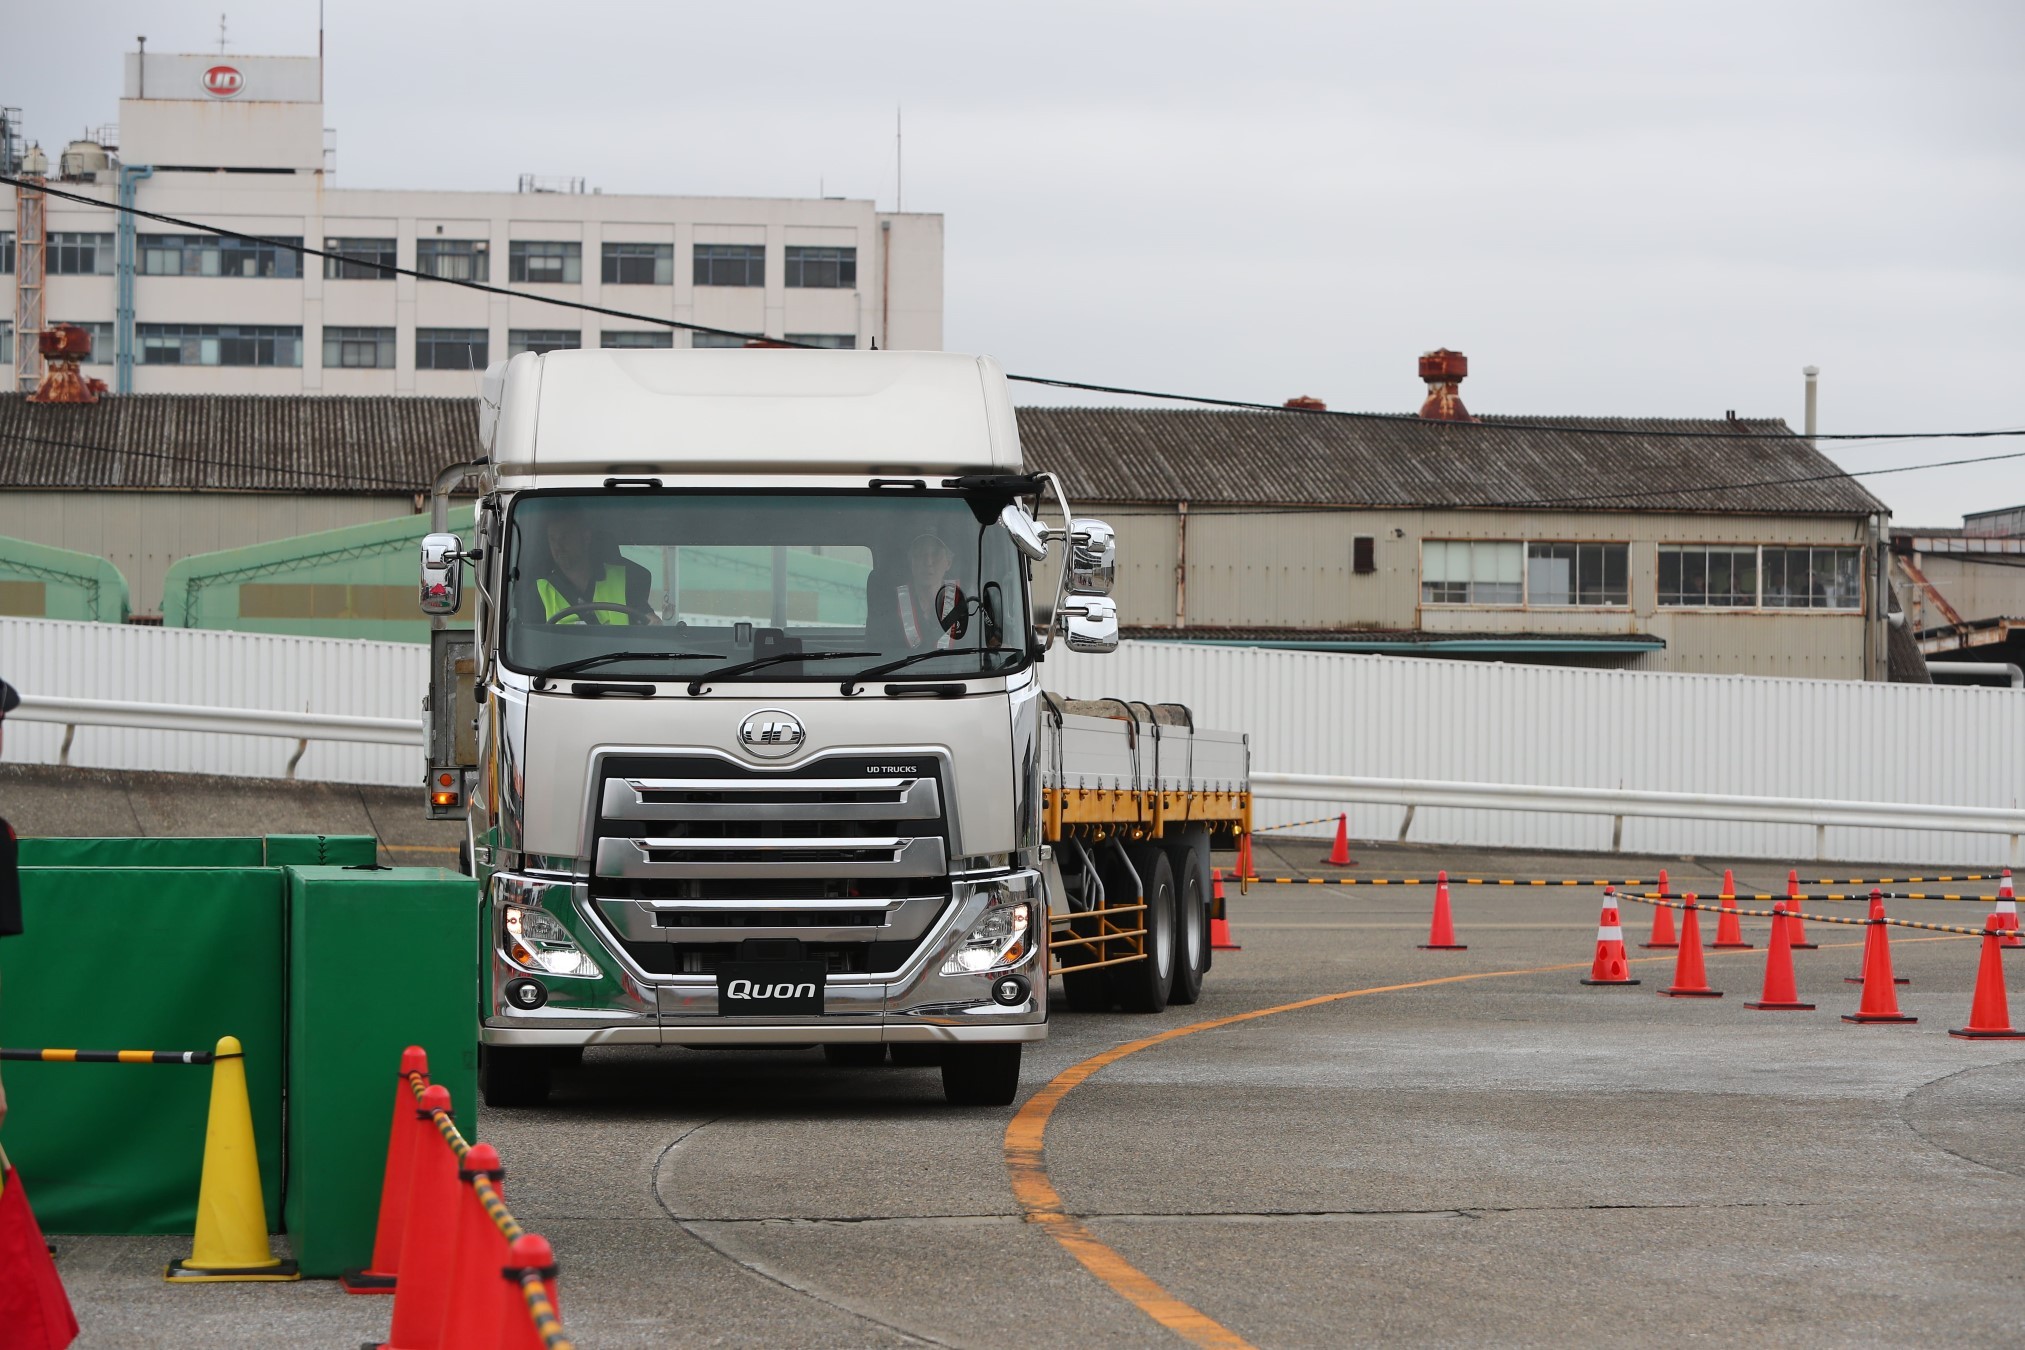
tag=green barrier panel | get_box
[4,868,286,1234]
[15,837,268,869]
[262,836,380,867]
[285,866,478,1279]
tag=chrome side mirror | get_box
[1068,518,1116,596]
[1062,594,1119,654]
[420,532,464,617]
[1000,503,1050,562]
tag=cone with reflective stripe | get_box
[1324,814,1353,867]
[1580,887,1639,985]
[378,1085,461,1350]
[1209,868,1241,951]
[1661,897,1721,997]
[165,1036,299,1282]
[439,1144,510,1350]
[1990,869,2020,949]
[1712,869,1753,949]
[343,1046,430,1295]
[1744,901,1815,1010]
[499,1234,563,1350]
[1639,868,1678,949]
[1950,929,2025,1039]
[1783,870,1816,949]
[1843,891,1917,1024]
[1844,889,1909,985]
[1419,871,1466,951]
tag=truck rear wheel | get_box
[942,1043,1022,1106]
[1111,849,1174,1014]
[1168,841,1209,1006]
[479,1045,552,1108]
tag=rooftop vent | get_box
[1283,395,1327,411]
[1417,348,1477,422]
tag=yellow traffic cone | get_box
[165,1036,300,1282]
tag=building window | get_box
[140,234,303,279]
[51,321,115,362]
[324,237,396,280]
[0,233,13,274]
[1422,540,1523,606]
[508,329,580,357]
[1526,542,1629,606]
[601,242,672,286]
[692,331,761,348]
[415,238,490,282]
[416,328,489,371]
[784,246,855,289]
[784,333,856,349]
[1762,546,1863,610]
[137,324,302,367]
[601,331,674,349]
[0,322,10,364]
[508,241,582,285]
[323,326,396,369]
[693,243,764,287]
[49,232,115,275]
[1352,537,1376,575]
[1658,546,1758,608]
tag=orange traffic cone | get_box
[440,1144,510,1350]
[498,1234,562,1350]
[1324,814,1353,867]
[1744,903,1814,1010]
[1580,887,1639,986]
[1209,868,1241,951]
[1844,889,1909,985]
[343,1045,430,1295]
[1419,871,1466,951]
[1785,870,1816,949]
[1990,869,2020,950]
[1712,869,1753,949]
[1951,928,2025,1039]
[1661,896,1721,998]
[378,1085,461,1350]
[1639,868,1678,949]
[1843,891,1917,1024]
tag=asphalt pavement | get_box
[48,834,2025,1347]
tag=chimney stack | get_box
[1417,349,1477,422]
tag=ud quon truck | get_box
[419,349,1250,1107]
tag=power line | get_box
[7,171,2023,447]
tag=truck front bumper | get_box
[481,867,1049,1048]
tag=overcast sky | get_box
[9,1,2021,525]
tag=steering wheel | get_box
[546,601,660,626]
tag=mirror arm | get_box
[1037,471,1076,653]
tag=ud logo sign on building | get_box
[203,65,244,97]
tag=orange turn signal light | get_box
[431,791,460,807]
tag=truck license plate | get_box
[717,960,826,1016]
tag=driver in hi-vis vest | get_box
[535,510,653,624]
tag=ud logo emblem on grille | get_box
[738,709,806,759]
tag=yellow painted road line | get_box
[1005,932,1942,1346]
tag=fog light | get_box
[941,902,1030,976]
[503,977,548,1010]
[504,905,601,978]
[991,974,1030,1006]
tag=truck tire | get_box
[479,1045,552,1108]
[823,1043,889,1067]
[1060,911,1113,1012]
[1167,840,1209,1006]
[942,1043,1022,1106]
[1111,848,1174,1014]
[457,837,472,876]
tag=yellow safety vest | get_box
[537,565,631,624]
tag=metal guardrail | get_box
[1250,771,2025,862]
[12,694,424,779]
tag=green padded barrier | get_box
[262,836,380,867]
[284,866,479,1278]
[15,837,267,868]
[3,868,286,1234]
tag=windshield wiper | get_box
[531,650,723,686]
[841,648,1013,696]
[685,650,880,696]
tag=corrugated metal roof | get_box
[0,394,476,494]
[1015,407,1886,516]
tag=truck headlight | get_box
[503,905,601,979]
[941,902,1030,976]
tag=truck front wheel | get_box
[942,1043,1022,1106]
[479,1045,553,1108]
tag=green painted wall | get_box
[0,534,131,622]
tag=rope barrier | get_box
[1620,892,2004,940]
[1249,815,1342,833]
[1234,876,2005,902]
[404,1070,574,1350]
[0,1047,218,1063]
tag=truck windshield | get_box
[500,491,1032,685]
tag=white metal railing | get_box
[12,695,424,780]
[1251,772,2025,863]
